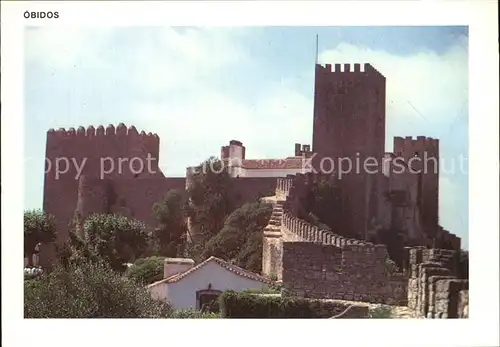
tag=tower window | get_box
[414,152,419,157]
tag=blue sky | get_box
[24,26,468,248]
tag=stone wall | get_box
[283,242,407,305]
[262,230,282,280]
[281,211,374,247]
[406,247,469,318]
[261,199,285,279]
[263,173,408,305]
[282,242,407,305]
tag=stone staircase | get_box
[263,198,285,233]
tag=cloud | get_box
[319,37,468,148]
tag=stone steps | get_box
[263,198,285,233]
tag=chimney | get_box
[295,143,301,156]
[164,258,195,279]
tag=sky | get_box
[24,26,469,249]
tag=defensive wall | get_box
[264,174,408,305]
[40,124,278,267]
[406,247,468,318]
[264,172,464,309]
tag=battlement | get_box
[281,211,387,256]
[276,172,334,199]
[393,136,439,155]
[316,63,385,77]
[276,177,294,197]
[47,123,159,141]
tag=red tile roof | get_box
[147,256,275,287]
[241,157,306,170]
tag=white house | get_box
[147,257,274,310]
[218,140,314,178]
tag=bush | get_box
[125,256,164,285]
[202,201,272,273]
[24,261,170,318]
[24,210,56,266]
[369,305,393,318]
[70,214,150,272]
[218,291,349,318]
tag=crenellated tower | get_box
[312,63,386,162]
[393,136,440,238]
[43,123,163,245]
[312,63,386,238]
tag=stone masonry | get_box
[282,242,408,305]
[264,174,408,305]
[406,248,469,318]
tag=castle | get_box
[40,62,460,268]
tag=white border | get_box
[2,1,499,347]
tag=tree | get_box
[125,256,165,285]
[202,201,273,273]
[187,157,234,250]
[152,189,188,257]
[68,214,150,272]
[24,210,56,266]
[24,260,170,318]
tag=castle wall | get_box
[237,168,310,178]
[77,176,186,229]
[406,248,468,318]
[265,191,408,305]
[282,242,407,305]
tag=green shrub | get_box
[125,256,164,285]
[77,214,150,272]
[369,305,393,318]
[24,210,56,265]
[218,291,348,318]
[202,201,272,273]
[24,261,170,318]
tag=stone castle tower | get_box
[43,124,163,244]
[393,135,440,238]
[312,63,386,238]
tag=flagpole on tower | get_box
[315,34,319,65]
